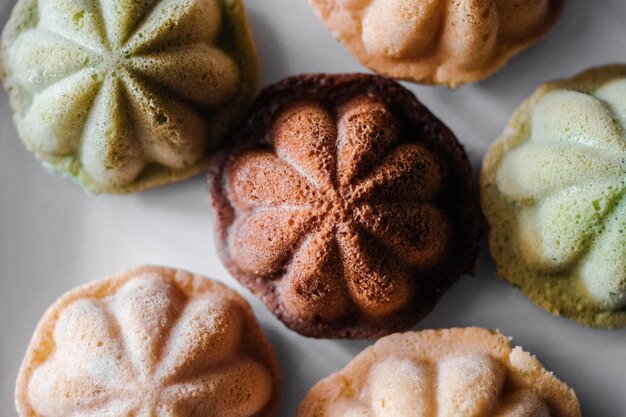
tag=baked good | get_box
[208,74,481,338]
[309,0,564,87]
[15,266,280,417]
[481,65,626,328]
[1,0,257,193]
[298,328,581,417]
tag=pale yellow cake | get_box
[298,328,580,417]
[481,65,626,328]
[15,266,280,417]
[309,0,564,87]
[1,0,258,193]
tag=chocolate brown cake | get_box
[208,74,480,338]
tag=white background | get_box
[1,0,626,415]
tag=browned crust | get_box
[14,265,281,417]
[208,74,481,339]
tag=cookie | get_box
[298,328,580,417]
[309,0,564,87]
[208,74,480,338]
[15,266,280,417]
[481,65,626,328]
[1,0,258,193]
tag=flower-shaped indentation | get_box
[18,269,277,417]
[309,0,563,85]
[298,329,580,417]
[495,80,626,309]
[226,98,451,322]
[3,0,255,192]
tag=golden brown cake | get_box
[15,266,280,417]
[309,0,564,87]
[481,65,626,328]
[1,0,258,193]
[208,74,481,338]
[298,328,581,417]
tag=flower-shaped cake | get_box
[309,0,564,86]
[298,328,581,417]
[15,266,280,417]
[1,0,257,193]
[209,74,481,338]
[481,65,626,328]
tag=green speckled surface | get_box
[1,0,258,193]
[482,65,626,328]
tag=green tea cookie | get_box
[1,0,258,193]
[481,65,626,327]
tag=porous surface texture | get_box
[298,328,581,417]
[1,0,258,193]
[208,74,480,338]
[309,0,564,87]
[15,266,280,417]
[481,65,626,328]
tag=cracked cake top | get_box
[208,74,481,338]
[15,266,281,417]
[1,0,257,193]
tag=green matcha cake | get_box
[1,0,258,193]
[481,65,626,328]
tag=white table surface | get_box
[1,0,625,415]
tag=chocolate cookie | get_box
[208,74,480,338]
